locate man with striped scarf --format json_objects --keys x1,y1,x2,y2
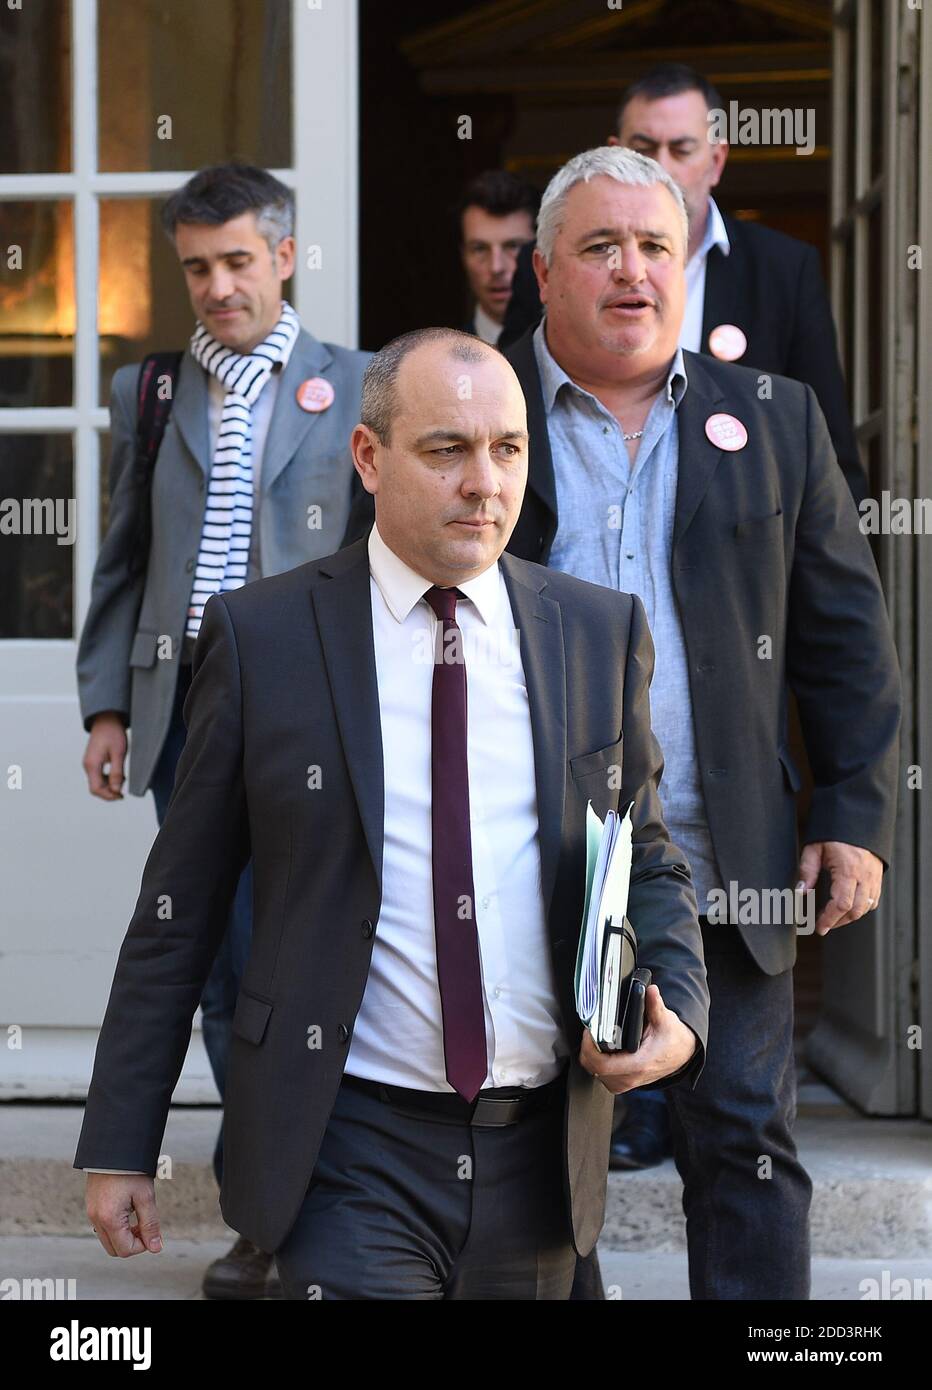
[{"x1": 77, "y1": 164, "x2": 370, "y2": 1298}]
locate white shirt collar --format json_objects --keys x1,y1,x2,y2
[
  {"x1": 367, "y1": 520, "x2": 501, "y2": 627},
  {"x1": 695, "y1": 198, "x2": 730, "y2": 261},
  {"x1": 472, "y1": 303, "x2": 502, "y2": 346}
]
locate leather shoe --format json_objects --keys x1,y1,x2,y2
[
  {"x1": 609, "y1": 1100, "x2": 673, "y2": 1171},
  {"x1": 202, "y1": 1235, "x2": 275, "y2": 1300}
]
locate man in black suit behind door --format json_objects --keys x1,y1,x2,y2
[{"x1": 77, "y1": 327, "x2": 710, "y2": 1299}]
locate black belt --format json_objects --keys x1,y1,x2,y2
[{"x1": 340, "y1": 1069, "x2": 567, "y2": 1128}]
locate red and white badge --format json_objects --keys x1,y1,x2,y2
[
  {"x1": 296, "y1": 377, "x2": 335, "y2": 413},
  {"x1": 705, "y1": 412, "x2": 748, "y2": 452},
  {"x1": 708, "y1": 323, "x2": 748, "y2": 362}
]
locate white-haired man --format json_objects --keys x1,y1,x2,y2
[{"x1": 346, "y1": 147, "x2": 901, "y2": 1301}]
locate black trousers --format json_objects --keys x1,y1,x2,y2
[{"x1": 275, "y1": 1073, "x2": 579, "y2": 1300}]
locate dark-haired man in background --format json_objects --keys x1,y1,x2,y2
[
  {"x1": 76, "y1": 162, "x2": 370, "y2": 1299},
  {"x1": 500, "y1": 62, "x2": 865, "y2": 505},
  {"x1": 458, "y1": 170, "x2": 539, "y2": 345}
]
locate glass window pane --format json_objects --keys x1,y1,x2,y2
[
  {"x1": 0, "y1": 0, "x2": 71, "y2": 173},
  {"x1": 870, "y1": 0, "x2": 885, "y2": 182},
  {"x1": 842, "y1": 231, "x2": 855, "y2": 401},
  {"x1": 99, "y1": 432, "x2": 113, "y2": 540},
  {"x1": 867, "y1": 202, "x2": 883, "y2": 413},
  {"x1": 0, "y1": 437, "x2": 74, "y2": 639},
  {"x1": 98, "y1": 199, "x2": 193, "y2": 405},
  {"x1": 0, "y1": 201, "x2": 74, "y2": 408},
  {"x1": 98, "y1": 0, "x2": 292, "y2": 172},
  {"x1": 845, "y1": 21, "x2": 858, "y2": 201}
]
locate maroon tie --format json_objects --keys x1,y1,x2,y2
[{"x1": 423, "y1": 585, "x2": 488, "y2": 1103}]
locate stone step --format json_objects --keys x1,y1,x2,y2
[
  {"x1": 2, "y1": 1086, "x2": 930, "y2": 1258},
  {"x1": 2, "y1": 1235, "x2": 929, "y2": 1301}
]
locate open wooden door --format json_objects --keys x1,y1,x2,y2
[{"x1": 806, "y1": 0, "x2": 923, "y2": 1115}]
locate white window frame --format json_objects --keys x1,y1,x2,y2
[{"x1": 0, "y1": 0, "x2": 359, "y2": 648}]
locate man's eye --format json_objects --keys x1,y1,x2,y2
[
  {"x1": 586, "y1": 243, "x2": 614, "y2": 254},
  {"x1": 643, "y1": 242, "x2": 667, "y2": 254},
  {"x1": 432, "y1": 446, "x2": 461, "y2": 458},
  {"x1": 496, "y1": 443, "x2": 520, "y2": 456}
]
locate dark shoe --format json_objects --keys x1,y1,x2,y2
[
  {"x1": 202, "y1": 1235, "x2": 274, "y2": 1300},
  {"x1": 609, "y1": 1102, "x2": 673, "y2": 1171}
]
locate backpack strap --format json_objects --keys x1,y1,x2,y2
[{"x1": 128, "y1": 351, "x2": 184, "y2": 577}]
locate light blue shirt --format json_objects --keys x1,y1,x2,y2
[{"x1": 533, "y1": 321, "x2": 722, "y2": 910}]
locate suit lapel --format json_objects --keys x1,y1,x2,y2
[
  {"x1": 311, "y1": 539, "x2": 384, "y2": 887},
  {"x1": 674, "y1": 351, "x2": 727, "y2": 547},
  {"x1": 170, "y1": 351, "x2": 210, "y2": 479},
  {"x1": 261, "y1": 329, "x2": 334, "y2": 495},
  {"x1": 701, "y1": 214, "x2": 745, "y2": 353},
  {"x1": 500, "y1": 554, "x2": 566, "y2": 917}
]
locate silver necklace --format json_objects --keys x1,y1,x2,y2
[{"x1": 622, "y1": 429, "x2": 644, "y2": 441}]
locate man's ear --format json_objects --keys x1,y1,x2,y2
[
  {"x1": 708, "y1": 141, "x2": 728, "y2": 190},
  {"x1": 351, "y1": 423, "x2": 381, "y2": 496},
  {"x1": 532, "y1": 245, "x2": 549, "y2": 303},
  {"x1": 276, "y1": 234, "x2": 296, "y2": 281}
]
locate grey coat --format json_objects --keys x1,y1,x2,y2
[{"x1": 76, "y1": 328, "x2": 371, "y2": 795}]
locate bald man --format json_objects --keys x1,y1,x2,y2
[{"x1": 76, "y1": 328, "x2": 709, "y2": 1300}]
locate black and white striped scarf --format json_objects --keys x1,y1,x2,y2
[{"x1": 185, "y1": 301, "x2": 300, "y2": 637}]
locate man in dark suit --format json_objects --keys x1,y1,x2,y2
[
  {"x1": 76, "y1": 328, "x2": 710, "y2": 1300},
  {"x1": 341, "y1": 152, "x2": 900, "y2": 1301},
  {"x1": 76, "y1": 163, "x2": 370, "y2": 1298},
  {"x1": 499, "y1": 62, "x2": 865, "y2": 506},
  {"x1": 457, "y1": 170, "x2": 539, "y2": 345}
]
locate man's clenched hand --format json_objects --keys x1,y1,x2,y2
[
  {"x1": 578, "y1": 983, "x2": 696, "y2": 1095},
  {"x1": 83, "y1": 712, "x2": 128, "y2": 800},
  {"x1": 86, "y1": 1174, "x2": 162, "y2": 1257}
]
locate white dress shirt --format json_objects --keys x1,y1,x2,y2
[
  {"x1": 679, "y1": 198, "x2": 731, "y2": 354},
  {"x1": 345, "y1": 522, "x2": 569, "y2": 1091}
]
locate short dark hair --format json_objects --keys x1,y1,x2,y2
[
  {"x1": 361, "y1": 328, "x2": 498, "y2": 445},
  {"x1": 617, "y1": 63, "x2": 724, "y2": 132},
  {"x1": 457, "y1": 169, "x2": 540, "y2": 238},
  {"x1": 160, "y1": 163, "x2": 294, "y2": 250}
]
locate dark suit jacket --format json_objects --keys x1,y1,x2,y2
[
  {"x1": 74, "y1": 539, "x2": 710, "y2": 1258},
  {"x1": 342, "y1": 344, "x2": 900, "y2": 976},
  {"x1": 498, "y1": 214, "x2": 865, "y2": 503}
]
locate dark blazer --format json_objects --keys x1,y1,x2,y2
[
  {"x1": 74, "y1": 538, "x2": 710, "y2": 1258},
  {"x1": 498, "y1": 214, "x2": 865, "y2": 503},
  {"x1": 343, "y1": 340, "x2": 900, "y2": 976}
]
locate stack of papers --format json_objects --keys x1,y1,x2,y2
[{"x1": 574, "y1": 801, "x2": 636, "y2": 1049}]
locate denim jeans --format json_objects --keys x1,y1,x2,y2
[
  {"x1": 640, "y1": 917, "x2": 812, "y2": 1299},
  {"x1": 149, "y1": 662, "x2": 254, "y2": 1189}
]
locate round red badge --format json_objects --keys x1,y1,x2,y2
[
  {"x1": 296, "y1": 377, "x2": 335, "y2": 413},
  {"x1": 705, "y1": 412, "x2": 748, "y2": 452},
  {"x1": 708, "y1": 323, "x2": 748, "y2": 362}
]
